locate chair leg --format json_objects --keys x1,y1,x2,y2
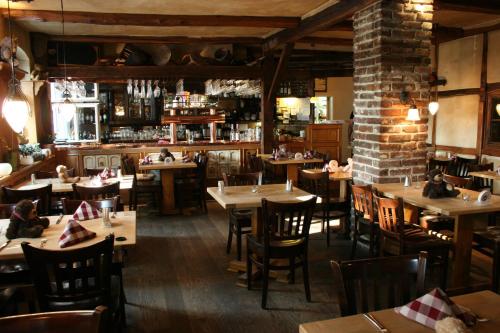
[
  {"x1": 350, "y1": 217, "x2": 358, "y2": 259},
  {"x1": 226, "y1": 224, "x2": 233, "y2": 255},
  {"x1": 326, "y1": 218, "x2": 330, "y2": 247},
  {"x1": 246, "y1": 241, "x2": 252, "y2": 291},
  {"x1": 493, "y1": 242, "x2": 500, "y2": 293},
  {"x1": 289, "y1": 256, "x2": 295, "y2": 284},
  {"x1": 261, "y1": 258, "x2": 270, "y2": 309},
  {"x1": 302, "y1": 255, "x2": 311, "y2": 302},
  {"x1": 236, "y1": 225, "x2": 242, "y2": 261}
]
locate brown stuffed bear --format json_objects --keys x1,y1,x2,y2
[
  {"x1": 56, "y1": 165, "x2": 80, "y2": 183},
  {"x1": 422, "y1": 169, "x2": 460, "y2": 199}
]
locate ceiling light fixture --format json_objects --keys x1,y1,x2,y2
[
  {"x1": 1, "y1": 0, "x2": 31, "y2": 134},
  {"x1": 57, "y1": 0, "x2": 76, "y2": 119}
]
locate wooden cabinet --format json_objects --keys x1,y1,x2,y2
[
  {"x1": 83, "y1": 155, "x2": 97, "y2": 169},
  {"x1": 306, "y1": 124, "x2": 342, "y2": 162},
  {"x1": 83, "y1": 154, "x2": 121, "y2": 170}
]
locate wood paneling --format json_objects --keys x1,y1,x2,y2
[{"x1": 306, "y1": 124, "x2": 342, "y2": 162}]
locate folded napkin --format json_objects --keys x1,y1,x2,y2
[
  {"x1": 395, "y1": 288, "x2": 476, "y2": 329},
  {"x1": 73, "y1": 201, "x2": 101, "y2": 221},
  {"x1": 59, "y1": 219, "x2": 96, "y2": 248}
]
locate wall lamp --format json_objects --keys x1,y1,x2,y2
[{"x1": 400, "y1": 90, "x2": 420, "y2": 121}]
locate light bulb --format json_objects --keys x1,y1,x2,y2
[
  {"x1": 406, "y1": 105, "x2": 420, "y2": 121},
  {"x1": 428, "y1": 101, "x2": 439, "y2": 115},
  {"x1": 2, "y1": 83, "x2": 31, "y2": 133},
  {"x1": 496, "y1": 103, "x2": 500, "y2": 116}
]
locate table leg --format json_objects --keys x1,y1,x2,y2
[
  {"x1": 287, "y1": 164, "x2": 299, "y2": 183},
  {"x1": 451, "y1": 214, "x2": 474, "y2": 287},
  {"x1": 160, "y1": 169, "x2": 176, "y2": 215}
]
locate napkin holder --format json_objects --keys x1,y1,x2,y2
[{"x1": 477, "y1": 189, "x2": 492, "y2": 203}]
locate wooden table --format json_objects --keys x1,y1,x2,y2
[
  {"x1": 138, "y1": 160, "x2": 197, "y2": 215},
  {"x1": 299, "y1": 290, "x2": 500, "y2": 333},
  {"x1": 17, "y1": 176, "x2": 134, "y2": 193},
  {"x1": 263, "y1": 158, "x2": 324, "y2": 183},
  {"x1": 469, "y1": 171, "x2": 500, "y2": 181},
  {"x1": 373, "y1": 182, "x2": 500, "y2": 287},
  {"x1": 208, "y1": 184, "x2": 314, "y2": 274},
  {"x1": 0, "y1": 211, "x2": 136, "y2": 261}
]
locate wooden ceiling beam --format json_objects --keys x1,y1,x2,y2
[
  {"x1": 267, "y1": 43, "x2": 294, "y2": 103},
  {"x1": 435, "y1": 0, "x2": 500, "y2": 15},
  {"x1": 320, "y1": 20, "x2": 353, "y2": 32},
  {"x1": 2, "y1": 9, "x2": 300, "y2": 28},
  {"x1": 263, "y1": 0, "x2": 377, "y2": 52},
  {"x1": 47, "y1": 65, "x2": 263, "y2": 80},
  {"x1": 48, "y1": 35, "x2": 263, "y2": 45},
  {"x1": 298, "y1": 37, "x2": 352, "y2": 46}
]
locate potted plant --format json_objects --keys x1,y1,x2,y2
[{"x1": 19, "y1": 143, "x2": 43, "y2": 165}]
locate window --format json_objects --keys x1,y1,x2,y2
[{"x1": 482, "y1": 89, "x2": 500, "y2": 155}]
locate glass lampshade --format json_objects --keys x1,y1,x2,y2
[
  {"x1": 58, "y1": 88, "x2": 76, "y2": 122},
  {"x1": 496, "y1": 103, "x2": 500, "y2": 116},
  {"x1": 428, "y1": 101, "x2": 439, "y2": 115},
  {"x1": 406, "y1": 105, "x2": 420, "y2": 121},
  {"x1": 1, "y1": 82, "x2": 31, "y2": 133}
]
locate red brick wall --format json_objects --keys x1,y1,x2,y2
[{"x1": 352, "y1": 0, "x2": 433, "y2": 184}]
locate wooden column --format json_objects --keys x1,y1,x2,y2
[{"x1": 260, "y1": 56, "x2": 274, "y2": 153}]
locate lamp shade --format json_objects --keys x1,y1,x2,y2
[
  {"x1": 0, "y1": 163, "x2": 12, "y2": 177},
  {"x1": 496, "y1": 103, "x2": 500, "y2": 116},
  {"x1": 406, "y1": 105, "x2": 420, "y2": 121},
  {"x1": 58, "y1": 99, "x2": 77, "y2": 122},
  {"x1": 2, "y1": 83, "x2": 30, "y2": 133},
  {"x1": 428, "y1": 101, "x2": 439, "y2": 115}
]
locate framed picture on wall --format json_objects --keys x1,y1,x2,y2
[{"x1": 314, "y1": 78, "x2": 327, "y2": 92}]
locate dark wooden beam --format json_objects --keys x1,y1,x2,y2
[
  {"x1": 433, "y1": 25, "x2": 464, "y2": 43},
  {"x1": 3, "y1": 9, "x2": 300, "y2": 28},
  {"x1": 298, "y1": 37, "x2": 352, "y2": 46},
  {"x1": 437, "y1": 88, "x2": 480, "y2": 98},
  {"x1": 260, "y1": 56, "x2": 274, "y2": 153},
  {"x1": 48, "y1": 35, "x2": 263, "y2": 45},
  {"x1": 47, "y1": 65, "x2": 262, "y2": 80},
  {"x1": 263, "y1": 0, "x2": 377, "y2": 52},
  {"x1": 267, "y1": 43, "x2": 294, "y2": 103},
  {"x1": 320, "y1": 20, "x2": 353, "y2": 32},
  {"x1": 435, "y1": 0, "x2": 500, "y2": 15}
]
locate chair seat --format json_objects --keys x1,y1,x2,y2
[{"x1": 247, "y1": 235, "x2": 305, "y2": 258}]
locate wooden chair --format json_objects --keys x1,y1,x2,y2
[
  {"x1": 122, "y1": 156, "x2": 161, "y2": 211},
  {"x1": 21, "y1": 235, "x2": 124, "y2": 329},
  {"x1": 35, "y1": 168, "x2": 76, "y2": 179},
  {"x1": 299, "y1": 169, "x2": 348, "y2": 246},
  {"x1": 375, "y1": 195, "x2": 450, "y2": 289},
  {"x1": 247, "y1": 196, "x2": 317, "y2": 309},
  {"x1": 0, "y1": 306, "x2": 108, "y2": 333},
  {"x1": 469, "y1": 163, "x2": 494, "y2": 191},
  {"x1": 331, "y1": 252, "x2": 428, "y2": 316},
  {"x1": 2, "y1": 184, "x2": 52, "y2": 216},
  {"x1": 0, "y1": 203, "x2": 16, "y2": 219},
  {"x1": 448, "y1": 156, "x2": 478, "y2": 177},
  {"x1": 350, "y1": 184, "x2": 379, "y2": 258},
  {"x1": 72, "y1": 182, "x2": 120, "y2": 200},
  {"x1": 427, "y1": 158, "x2": 450, "y2": 174},
  {"x1": 247, "y1": 153, "x2": 263, "y2": 173},
  {"x1": 443, "y1": 173, "x2": 472, "y2": 189},
  {"x1": 84, "y1": 168, "x2": 106, "y2": 177},
  {"x1": 222, "y1": 172, "x2": 260, "y2": 260},
  {"x1": 61, "y1": 197, "x2": 120, "y2": 215},
  {"x1": 472, "y1": 227, "x2": 500, "y2": 293},
  {"x1": 174, "y1": 153, "x2": 208, "y2": 214}
]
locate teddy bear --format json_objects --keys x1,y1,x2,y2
[
  {"x1": 56, "y1": 165, "x2": 80, "y2": 183},
  {"x1": 422, "y1": 169, "x2": 460, "y2": 199}
]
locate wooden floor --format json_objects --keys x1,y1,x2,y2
[{"x1": 122, "y1": 202, "x2": 493, "y2": 333}]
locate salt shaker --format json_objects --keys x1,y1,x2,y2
[
  {"x1": 218, "y1": 180, "x2": 225, "y2": 193},
  {"x1": 31, "y1": 173, "x2": 36, "y2": 185}
]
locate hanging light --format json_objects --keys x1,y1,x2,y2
[
  {"x1": 57, "y1": 0, "x2": 76, "y2": 120},
  {"x1": 1, "y1": 0, "x2": 31, "y2": 134},
  {"x1": 407, "y1": 104, "x2": 421, "y2": 121},
  {"x1": 428, "y1": 101, "x2": 439, "y2": 115}
]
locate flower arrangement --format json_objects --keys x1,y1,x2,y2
[{"x1": 19, "y1": 143, "x2": 41, "y2": 157}]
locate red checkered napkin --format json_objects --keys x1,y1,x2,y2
[
  {"x1": 73, "y1": 201, "x2": 101, "y2": 221},
  {"x1": 395, "y1": 288, "x2": 476, "y2": 329},
  {"x1": 58, "y1": 219, "x2": 97, "y2": 248}
]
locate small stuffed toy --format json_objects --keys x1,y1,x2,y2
[
  {"x1": 6, "y1": 200, "x2": 49, "y2": 239},
  {"x1": 158, "y1": 148, "x2": 175, "y2": 162},
  {"x1": 342, "y1": 158, "x2": 354, "y2": 173},
  {"x1": 56, "y1": 165, "x2": 80, "y2": 183},
  {"x1": 423, "y1": 169, "x2": 460, "y2": 199},
  {"x1": 328, "y1": 160, "x2": 339, "y2": 173}
]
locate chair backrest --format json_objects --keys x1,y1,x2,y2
[
  {"x1": 84, "y1": 168, "x2": 105, "y2": 177},
  {"x1": 299, "y1": 170, "x2": 330, "y2": 204},
  {"x1": 61, "y1": 197, "x2": 120, "y2": 215},
  {"x1": 2, "y1": 184, "x2": 52, "y2": 216},
  {"x1": 469, "y1": 163, "x2": 494, "y2": 191},
  {"x1": 121, "y1": 156, "x2": 136, "y2": 175},
  {"x1": 72, "y1": 182, "x2": 120, "y2": 200},
  {"x1": 261, "y1": 196, "x2": 316, "y2": 246},
  {"x1": 351, "y1": 184, "x2": 375, "y2": 223},
  {"x1": 21, "y1": 235, "x2": 114, "y2": 312},
  {"x1": 247, "y1": 153, "x2": 263, "y2": 172},
  {"x1": 222, "y1": 172, "x2": 260, "y2": 186},
  {"x1": 427, "y1": 158, "x2": 450, "y2": 175},
  {"x1": 443, "y1": 174, "x2": 472, "y2": 189},
  {"x1": 0, "y1": 306, "x2": 107, "y2": 333},
  {"x1": 449, "y1": 156, "x2": 478, "y2": 177},
  {"x1": 331, "y1": 252, "x2": 428, "y2": 316},
  {"x1": 0, "y1": 203, "x2": 17, "y2": 219},
  {"x1": 374, "y1": 194, "x2": 404, "y2": 236},
  {"x1": 36, "y1": 168, "x2": 75, "y2": 179},
  {"x1": 195, "y1": 153, "x2": 208, "y2": 182}
]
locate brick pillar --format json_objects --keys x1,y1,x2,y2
[{"x1": 352, "y1": 0, "x2": 433, "y2": 184}]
